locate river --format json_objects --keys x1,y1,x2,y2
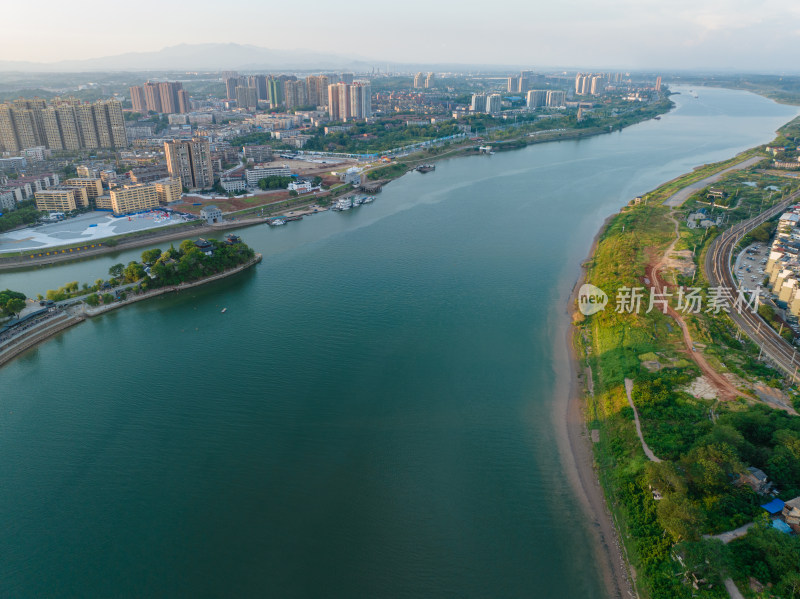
[{"x1": 1, "y1": 87, "x2": 796, "y2": 598}]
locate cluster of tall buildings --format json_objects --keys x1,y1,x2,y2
[
  {"x1": 574, "y1": 73, "x2": 608, "y2": 96},
  {"x1": 507, "y1": 71, "x2": 539, "y2": 94},
  {"x1": 221, "y1": 72, "x2": 372, "y2": 118},
  {"x1": 526, "y1": 89, "x2": 565, "y2": 109},
  {"x1": 0, "y1": 98, "x2": 127, "y2": 153},
  {"x1": 470, "y1": 93, "x2": 502, "y2": 114},
  {"x1": 413, "y1": 72, "x2": 436, "y2": 89},
  {"x1": 223, "y1": 73, "x2": 347, "y2": 111},
  {"x1": 327, "y1": 81, "x2": 372, "y2": 121},
  {"x1": 129, "y1": 82, "x2": 189, "y2": 115}
]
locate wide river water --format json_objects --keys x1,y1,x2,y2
[{"x1": 1, "y1": 87, "x2": 797, "y2": 598}]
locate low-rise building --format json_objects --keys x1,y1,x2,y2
[
  {"x1": 288, "y1": 180, "x2": 312, "y2": 193},
  {"x1": 200, "y1": 205, "x2": 222, "y2": 224},
  {"x1": 0, "y1": 189, "x2": 19, "y2": 212},
  {"x1": 34, "y1": 186, "x2": 89, "y2": 212},
  {"x1": 782, "y1": 496, "x2": 800, "y2": 533},
  {"x1": 155, "y1": 178, "x2": 183, "y2": 204},
  {"x1": 220, "y1": 176, "x2": 247, "y2": 193},
  {"x1": 65, "y1": 178, "x2": 104, "y2": 200},
  {"x1": 245, "y1": 166, "x2": 292, "y2": 187},
  {"x1": 107, "y1": 184, "x2": 160, "y2": 215}
]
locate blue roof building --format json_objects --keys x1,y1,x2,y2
[{"x1": 761, "y1": 498, "x2": 785, "y2": 514}]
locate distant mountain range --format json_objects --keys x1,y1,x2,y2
[{"x1": 0, "y1": 43, "x2": 378, "y2": 73}]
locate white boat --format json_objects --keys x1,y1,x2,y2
[
  {"x1": 362, "y1": 196, "x2": 374, "y2": 204},
  {"x1": 332, "y1": 198, "x2": 353, "y2": 211},
  {"x1": 268, "y1": 218, "x2": 286, "y2": 226},
  {"x1": 352, "y1": 196, "x2": 363, "y2": 206},
  {"x1": 221, "y1": 308, "x2": 227, "y2": 313}
]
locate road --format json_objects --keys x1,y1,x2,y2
[
  {"x1": 704, "y1": 191, "x2": 800, "y2": 382},
  {"x1": 663, "y1": 157, "x2": 764, "y2": 207}
]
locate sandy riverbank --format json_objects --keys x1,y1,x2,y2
[{"x1": 551, "y1": 214, "x2": 634, "y2": 599}]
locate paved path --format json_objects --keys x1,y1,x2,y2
[
  {"x1": 663, "y1": 157, "x2": 763, "y2": 207},
  {"x1": 624, "y1": 378, "x2": 662, "y2": 462},
  {"x1": 703, "y1": 522, "x2": 754, "y2": 544},
  {"x1": 724, "y1": 578, "x2": 745, "y2": 599}
]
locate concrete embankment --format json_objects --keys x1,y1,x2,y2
[
  {"x1": 0, "y1": 312, "x2": 86, "y2": 368},
  {"x1": 82, "y1": 254, "x2": 263, "y2": 318}
]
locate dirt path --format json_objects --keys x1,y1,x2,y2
[
  {"x1": 624, "y1": 378, "x2": 662, "y2": 462},
  {"x1": 647, "y1": 213, "x2": 740, "y2": 401}
]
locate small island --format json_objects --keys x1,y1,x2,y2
[{"x1": 0, "y1": 234, "x2": 261, "y2": 367}]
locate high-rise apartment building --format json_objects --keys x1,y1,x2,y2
[
  {"x1": 349, "y1": 81, "x2": 371, "y2": 119},
  {"x1": 328, "y1": 83, "x2": 350, "y2": 121},
  {"x1": 508, "y1": 77, "x2": 519, "y2": 93},
  {"x1": 129, "y1": 82, "x2": 186, "y2": 114},
  {"x1": 526, "y1": 90, "x2": 547, "y2": 109},
  {"x1": 485, "y1": 94, "x2": 501, "y2": 114},
  {"x1": 236, "y1": 86, "x2": 258, "y2": 111},
  {"x1": 164, "y1": 139, "x2": 214, "y2": 191},
  {"x1": 267, "y1": 77, "x2": 283, "y2": 107},
  {"x1": 518, "y1": 70, "x2": 534, "y2": 93},
  {"x1": 655, "y1": 76, "x2": 662, "y2": 92},
  {"x1": 224, "y1": 76, "x2": 246, "y2": 100},
  {"x1": 413, "y1": 72, "x2": 425, "y2": 88},
  {"x1": 546, "y1": 90, "x2": 565, "y2": 107},
  {"x1": 143, "y1": 82, "x2": 162, "y2": 113},
  {"x1": 177, "y1": 89, "x2": 190, "y2": 113},
  {"x1": 470, "y1": 94, "x2": 487, "y2": 113},
  {"x1": 285, "y1": 80, "x2": 308, "y2": 109},
  {"x1": 130, "y1": 86, "x2": 146, "y2": 112},
  {"x1": 159, "y1": 82, "x2": 183, "y2": 114},
  {"x1": 305, "y1": 76, "x2": 319, "y2": 106},
  {"x1": 249, "y1": 75, "x2": 269, "y2": 102},
  {"x1": 328, "y1": 82, "x2": 371, "y2": 121},
  {"x1": 316, "y1": 75, "x2": 330, "y2": 106},
  {"x1": 424, "y1": 72, "x2": 435, "y2": 88},
  {"x1": 0, "y1": 98, "x2": 126, "y2": 153}
]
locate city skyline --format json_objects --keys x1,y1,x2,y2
[{"x1": 3, "y1": 0, "x2": 800, "y2": 71}]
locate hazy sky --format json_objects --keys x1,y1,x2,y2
[{"x1": 5, "y1": 0, "x2": 800, "y2": 70}]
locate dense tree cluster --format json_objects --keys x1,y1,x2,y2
[
  {"x1": 627, "y1": 373, "x2": 800, "y2": 596},
  {"x1": 0, "y1": 200, "x2": 44, "y2": 233},
  {"x1": 146, "y1": 238, "x2": 255, "y2": 287},
  {"x1": 257, "y1": 176, "x2": 293, "y2": 190},
  {"x1": 0, "y1": 289, "x2": 26, "y2": 318}
]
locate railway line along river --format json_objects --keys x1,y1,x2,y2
[{"x1": 1, "y1": 87, "x2": 797, "y2": 598}]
